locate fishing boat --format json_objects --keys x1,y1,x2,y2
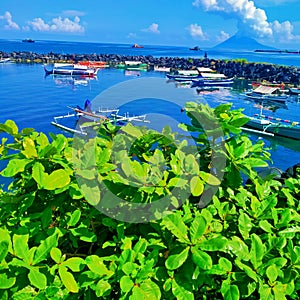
[
  {"x1": 251, "y1": 81, "x2": 285, "y2": 90},
  {"x1": 244, "y1": 85, "x2": 288, "y2": 103},
  {"x1": 288, "y1": 87, "x2": 300, "y2": 95},
  {"x1": 51, "y1": 100, "x2": 150, "y2": 135},
  {"x1": 132, "y1": 43, "x2": 144, "y2": 48},
  {"x1": 115, "y1": 60, "x2": 148, "y2": 70},
  {"x1": 76, "y1": 61, "x2": 108, "y2": 68},
  {"x1": 44, "y1": 63, "x2": 98, "y2": 77},
  {"x1": 0, "y1": 58, "x2": 10, "y2": 63},
  {"x1": 241, "y1": 113, "x2": 300, "y2": 140},
  {"x1": 167, "y1": 67, "x2": 234, "y2": 87},
  {"x1": 189, "y1": 46, "x2": 201, "y2": 51}
]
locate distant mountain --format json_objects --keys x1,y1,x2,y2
[{"x1": 212, "y1": 35, "x2": 277, "y2": 51}]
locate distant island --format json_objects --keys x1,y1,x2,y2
[
  {"x1": 212, "y1": 34, "x2": 277, "y2": 51},
  {"x1": 255, "y1": 49, "x2": 300, "y2": 54}
]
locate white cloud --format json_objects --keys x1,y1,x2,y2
[
  {"x1": 216, "y1": 30, "x2": 230, "y2": 41},
  {"x1": 0, "y1": 11, "x2": 20, "y2": 30},
  {"x1": 192, "y1": 0, "x2": 300, "y2": 44},
  {"x1": 62, "y1": 10, "x2": 86, "y2": 17},
  {"x1": 142, "y1": 23, "x2": 160, "y2": 34},
  {"x1": 189, "y1": 23, "x2": 208, "y2": 40},
  {"x1": 28, "y1": 16, "x2": 85, "y2": 33},
  {"x1": 127, "y1": 32, "x2": 137, "y2": 38}
]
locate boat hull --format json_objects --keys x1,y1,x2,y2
[{"x1": 244, "y1": 118, "x2": 300, "y2": 140}]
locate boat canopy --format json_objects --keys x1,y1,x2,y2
[
  {"x1": 253, "y1": 85, "x2": 279, "y2": 94},
  {"x1": 124, "y1": 60, "x2": 143, "y2": 65},
  {"x1": 199, "y1": 72, "x2": 227, "y2": 78},
  {"x1": 197, "y1": 67, "x2": 214, "y2": 73},
  {"x1": 176, "y1": 70, "x2": 199, "y2": 75}
]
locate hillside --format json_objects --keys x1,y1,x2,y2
[{"x1": 212, "y1": 35, "x2": 277, "y2": 51}]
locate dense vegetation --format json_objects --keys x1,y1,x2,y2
[{"x1": 0, "y1": 102, "x2": 299, "y2": 299}]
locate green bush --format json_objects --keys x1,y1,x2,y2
[{"x1": 0, "y1": 103, "x2": 299, "y2": 299}]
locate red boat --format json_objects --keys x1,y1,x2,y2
[{"x1": 77, "y1": 61, "x2": 107, "y2": 68}]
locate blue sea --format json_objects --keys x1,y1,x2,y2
[{"x1": 0, "y1": 39, "x2": 300, "y2": 173}]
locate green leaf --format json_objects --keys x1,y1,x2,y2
[
  {"x1": 258, "y1": 284, "x2": 273, "y2": 300},
  {"x1": 43, "y1": 169, "x2": 71, "y2": 190},
  {"x1": 162, "y1": 213, "x2": 190, "y2": 244},
  {"x1": 250, "y1": 234, "x2": 265, "y2": 269},
  {"x1": 199, "y1": 171, "x2": 221, "y2": 185},
  {"x1": 63, "y1": 257, "x2": 85, "y2": 272},
  {"x1": 0, "y1": 240, "x2": 9, "y2": 262},
  {"x1": 67, "y1": 209, "x2": 81, "y2": 227},
  {"x1": 1, "y1": 159, "x2": 29, "y2": 177},
  {"x1": 0, "y1": 272, "x2": 16, "y2": 289},
  {"x1": 28, "y1": 267, "x2": 47, "y2": 290},
  {"x1": 58, "y1": 265, "x2": 79, "y2": 293},
  {"x1": 165, "y1": 247, "x2": 189, "y2": 270},
  {"x1": 22, "y1": 137, "x2": 37, "y2": 158},
  {"x1": 50, "y1": 247, "x2": 62, "y2": 264},
  {"x1": 120, "y1": 275, "x2": 134, "y2": 293},
  {"x1": 191, "y1": 247, "x2": 212, "y2": 270},
  {"x1": 86, "y1": 255, "x2": 114, "y2": 277},
  {"x1": 199, "y1": 236, "x2": 227, "y2": 251},
  {"x1": 32, "y1": 162, "x2": 45, "y2": 186},
  {"x1": 190, "y1": 176, "x2": 204, "y2": 196},
  {"x1": 266, "y1": 265, "x2": 278, "y2": 283},
  {"x1": 238, "y1": 211, "x2": 253, "y2": 239},
  {"x1": 172, "y1": 279, "x2": 194, "y2": 300},
  {"x1": 221, "y1": 283, "x2": 240, "y2": 300},
  {"x1": 132, "y1": 280, "x2": 162, "y2": 300},
  {"x1": 95, "y1": 279, "x2": 111, "y2": 297},
  {"x1": 33, "y1": 233, "x2": 58, "y2": 265},
  {"x1": 190, "y1": 215, "x2": 206, "y2": 244},
  {"x1": 13, "y1": 234, "x2": 30, "y2": 262},
  {"x1": 122, "y1": 262, "x2": 139, "y2": 276}
]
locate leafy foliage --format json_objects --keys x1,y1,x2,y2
[{"x1": 0, "y1": 103, "x2": 299, "y2": 299}]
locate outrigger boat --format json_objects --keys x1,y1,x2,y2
[
  {"x1": 51, "y1": 100, "x2": 150, "y2": 135},
  {"x1": 241, "y1": 109, "x2": 300, "y2": 140}
]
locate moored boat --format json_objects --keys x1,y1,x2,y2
[
  {"x1": 132, "y1": 43, "x2": 144, "y2": 48},
  {"x1": 244, "y1": 85, "x2": 288, "y2": 103},
  {"x1": 44, "y1": 63, "x2": 98, "y2": 77},
  {"x1": 0, "y1": 58, "x2": 10, "y2": 63},
  {"x1": 242, "y1": 114, "x2": 300, "y2": 140},
  {"x1": 76, "y1": 61, "x2": 108, "y2": 68}
]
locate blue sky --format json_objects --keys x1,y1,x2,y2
[{"x1": 1, "y1": 0, "x2": 300, "y2": 48}]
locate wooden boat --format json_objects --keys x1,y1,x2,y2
[
  {"x1": 76, "y1": 61, "x2": 108, "y2": 68},
  {"x1": 0, "y1": 58, "x2": 10, "y2": 63},
  {"x1": 167, "y1": 67, "x2": 234, "y2": 86},
  {"x1": 244, "y1": 85, "x2": 288, "y2": 103},
  {"x1": 189, "y1": 46, "x2": 201, "y2": 51},
  {"x1": 242, "y1": 114, "x2": 300, "y2": 140},
  {"x1": 251, "y1": 81, "x2": 285, "y2": 90},
  {"x1": 44, "y1": 63, "x2": 98, "y2": 77},
  {"x1": 51, "y1": 100, "x2": 150, "y2": 135},
  {"x1": 115, "y1": 60, "x2": 148, "y2": 70},
  {"x1": 289, "y1": 87, "x2": 300, "y2": 95}
]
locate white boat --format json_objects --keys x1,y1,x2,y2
[
  {"x1": 244, "y1": 85, "x2": 288, "y2": 103},
  {"x1": 51, "y1": 100, "x2": 150, "y2": 135},
  {"x1": 0, "y1": 58, "x2": 10, "y2": 63},
  {"x1": 167, "y1": 67, "x2": 234, "y2": 87},
  {"x1": 44, "y1": 63, "x2": 99, "y2": 77}
]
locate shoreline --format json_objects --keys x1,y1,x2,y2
[{"x1": 1, "y1": 50, "x2": 300, "y2": 85}]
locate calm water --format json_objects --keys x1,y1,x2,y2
[{"x1": 0, "y1": 39, "x2": 300, "y2": 173}]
